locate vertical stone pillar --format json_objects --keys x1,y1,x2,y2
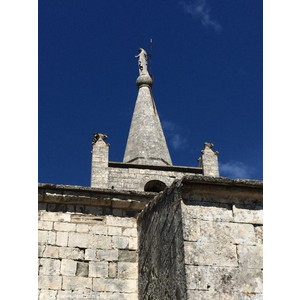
[
  {"x1": 90, "y1": 133, "x2": 109, "y2": 188},
  {"x1": 199, "y1": 142, "x2": 220, "y2": 177}
]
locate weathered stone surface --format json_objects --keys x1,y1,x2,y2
[
  {"x1": 106, "y1": 216, "x2": 135, "y2": 228},
  {"x1": 90, "y1": 224, "x2": 107, "y2": 235},
  {"x1": 254, "y1": 226, "x2": 263, "y2": 244},
  {"x1": 68, "y1": 232, "x2": 93, "y2": 248},
  {"x1": 62, "y1": 276, "x2": 93, "y2": 290},
  {"x1": 38, "y1": 221, "x2": 53, "y2": 231},
  {"x1": 38, "y1": 275, "x2": 62, "y2": 290},
  {"x1": 183, "y1": 219, "x2": 256, "y2": 245},
  {"x1": 118, "y1": 262, "x2": 138, "y2": 279},
  {"x1": 185, "y1": 266, "x2": 262, "y2": 294},
  {"x1": 58, "y1": 247, "x2": 84, "y2": 260},
  {"x1": 76, "y1": 223, "x2": 89, "y2": 232},
  {"x1": 112, "y1": 236, "x2": 129, "y2": 249},
  {"x1": 85, "y1": 249, "x2": 96, "y2": 261},
  {"x1": 118, "y1": 250, "x2": 138, "y2": 262},
  {"x1": 184, "y1": 241, "x2": 238, "y2": 267},
  {"x1": 93, "y1": 278, "x2": 137, "y2": 293},
  {"x1": 108, "y1": 262, "x2": 117, "y2": 278},
  {"x1": 56, "y1": 231, "x2": 68, "y2": 247},
  {"x1": 39, "y1": 258, "x2": 60, "y2": 275},
  {"x1": 108, "y1": 226, "x2": 122, "y2": 236},
  {"x1": 39, "y1": 289, "x2": 58, "y2": 299},
  {"x1": 233, "y1": 205, "x2": 263, "y2": 224},
  {"x1": 54, "y1": 222, "x2": 76, "y2": 232},
  {"x1": 76, "y1": 262, "x2": 89, "y2": 277},
  {"x1": 40, "y1": 211, "x2": 71, "y2": 222},
  {"x1": 89, "y1": 261, "x2": 108, "y2": 278},
  {"x1": 93, "y1": 235, "x2": 112, "y2": 249},
  {"x1": 97, "y1": 250, "x2": 118, "y2": 261},
  {"x1": 43, "y1": 246, "x2": 60, "y2": 258},
  {"x1": 38, "y1": 231, "x2": 49, "y2": 245},
  {"x1": 61, "y1": 259, "x2": 77, "y2": 276},
  {"x1": 182, "y1": 202, "x2": 233, "y2": 222},
  {"x1": 237, "y1": 245, "x2": 263, "y2": 269}
]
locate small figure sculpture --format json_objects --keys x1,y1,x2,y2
[
  {"x1": 135, "y1": 48, "x2": 149, "y2": 76},
  {"x1": 92, "y1": 133, "x2": 108, "y2": 145}
]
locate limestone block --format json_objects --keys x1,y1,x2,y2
[
  {"x1": 97, "y1": 293, "x2": 138, "y2": 300},
  {"x1": 90, "y1": 224, "x2": 107, "y2": 235},
  {"x1": 92, "y1": 278, "x2": 137, "y2": 293},
  {"x1": 39, "y1": 258, "x2": 61, "y2": 275},
  {"x1": 233, "y1": 205, "x2": 263, "y2": 225},
  {"x1": 89, "y1": 261, "x2": 108, "y2": 278},
  {"x1": 184, "y1": 220, "x2": 256, "y2": 245},
  {"x1": 108, "y1": 262, "x2": 117, "y2": 278},
  {"x1": 106, "y1": 216, "x2": 135, "y2": 228},
  {"x1": 38, "y1": 245, "x2": 45, "y2": 258},
  {"x1": 184, "y1": 241, "x2": 238, "y2": 267},
  {"x1": 62, "y1": 276, "x2": 92, "y2": 290},
  {"x1": 54, "y1": 222, "x2": 76, "y2": 232},
  {"x1": 97, "y1": 250, "x2": 118, "y2": 261},
  {"x1": 85, "y1": 249, "x2": 97, "y2": 261},
  {"x1": 76, "y1": 262, "x2": 89, "y2": 277},
  {"x1": 58, "y1": 247, "x2": 84, "y2": 260},
  {"x1": 39, "y1": 289, "x2": 57, "y2": 299},
  {"x1": 122, "y1": 228, "x2": 137, "y2": 237},
  {"x1": 68, "y1": 232, "x2": 93, "y2": 248},
  {"x1": 108, "y1": 226, "x2": 122, "y2": 236},
  {"x1": 93, "y1": 235, "x2": 112, "y2": 249},
  {"x1": 187, "y1": 290, "x2": 252, "y2": 300},
  {"x1": 185, "y1": 266, "x2": 262, "y2": 294},
  {"x1": 57, "y1": 290, "x2": 72, "y2": 299},
  {"x1": 118, "y1": 250, "x2": 138, "y2": 262},
  {"x1": 40, "y1": 211, "x2": 71, "y2": 222},
  {"x1": 76, "y1": 224, "x2": 89, "y2": 233},
  {"x1": 182, "y1": 202, "x2": 233, "y2": 222},
  {"x1": 128, "y1": 237, "x2": 138, "y2": 250},
  {"x1": 112, "y1": 236, "x2": 129, "y2": 249},
  {"x1": 237, "y1": 245, "x2": 263, "y2": 269},
  {"x1": 56, "y1": 231, "x2": 68, "y2": 247},
  {"x1": 48, "y1": 231, "x2": 56, "y2": 245},
  {"x1": 118, "y1": 262, "x2": 138, "y2": 279},
  {"x1": 38, "y1": 221, "x2": 53, "y2": 231},
  {"x1": 38, "y1": 275, "x2": 62, "y2": 290},
  {"x1": 255, "y1": 226, "x2": 263, "y2": 244},
  {"x1": 38, "y1": 230, "x2": 48, "y2": 245},
  {"x1": 61, "y1": 259, "x2": 77, "y2": 276},
  {"x1": 43, "y1": 246, "x2": 60, "y2": 258}
]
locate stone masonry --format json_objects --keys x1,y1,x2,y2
[
  {"x1": 38, "y1": 184, "x2": 155, "y2": 300},
  {"x1": 137, "y1": 176, "x2": 263, "y2": 300}
]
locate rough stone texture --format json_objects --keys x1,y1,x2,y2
[
  {"x1": 39, "y1": 176, "x2": 262, "y2": 300},
  {"x1": 137, "y1": 176, "x2": 263, "y2": 300},
  {"x1": 123, "y1": 84, "x2": 172, "y2": 166},
  {"x1": 199, "y1": 142, "x2": 220, "y2": 177},
  {"x1": 38, "y1": 186, "x2": 141, "y2": 299},
  {"x1": 91, "y1": 134, "x2": 110, "y2": 188}
]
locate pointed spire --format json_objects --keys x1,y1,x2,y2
[{"x1": 123, "y1": 48, "x2": 172, "y2": 166}]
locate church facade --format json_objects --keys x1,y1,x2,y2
[{"x1": 38, "y1": 49, "x2": 263, "y2": 299}]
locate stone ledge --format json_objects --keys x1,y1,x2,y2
[{"x1": 38, "y1": 183, "x2": 156, "y2": 211}]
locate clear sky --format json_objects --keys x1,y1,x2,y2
[{"x1": 38, "y1": 0, "x2": 263, "y2": 186}]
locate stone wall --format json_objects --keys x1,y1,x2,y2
[
  {"x1": 137, "y1": 180, "x2": 187, "y2": 300},
  {"x1": 107, "y1": 163, "x2": 203, "y2": 192},
  {"x1": 38, "y1": 184, "x2": 154, "y2": 300},
  {"x1": 137, "y1": 176, "x2": 263, "y2": 300}
]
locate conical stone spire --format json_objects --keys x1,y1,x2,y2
[{"x1": 123, "y1": 48, "x2": 172, "y2": 166}]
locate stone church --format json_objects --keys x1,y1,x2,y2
[{"x1": 38, "y1": 48, "x2": 263, "y2": 300}]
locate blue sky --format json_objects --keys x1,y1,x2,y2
[{"x1": 38, "y1": 0, "x2": 263, "y2": 186}]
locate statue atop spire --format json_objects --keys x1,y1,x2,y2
[{"x1": 135, "y1": 48, "x2": 149, "y2": 76}]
